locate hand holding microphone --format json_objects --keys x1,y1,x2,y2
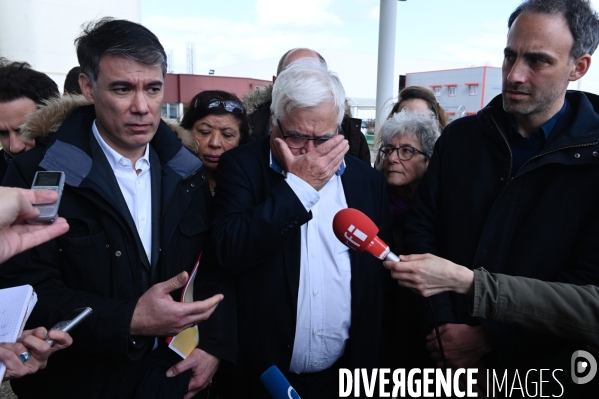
[
  {"x1": 332, "y1": 208, "x2": 399, "y2": 261},
  {"x1": 333, "y1": 208, "x2": 450, "y2": 369},
  {"x1": 386, "y1": 253, "x2": 474, "y2": 297},
  {"x1": 332, "y1": 208, "x2": 474, "y2": 297}
]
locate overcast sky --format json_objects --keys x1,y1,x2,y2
[{"x1": 142, "y1": 0, "x2": 599, "y2": 98}]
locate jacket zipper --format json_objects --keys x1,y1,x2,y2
[
  {"x1": 490, "y1": 113, "x2": 598, "y2": 179},
  {"x1": 490, "y1": 115, "x2": 513, "y2": 180}
]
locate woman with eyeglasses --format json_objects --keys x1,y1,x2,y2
[
  {"x1": 379, "y1": 110, "x2": 440, "y2": 373},
  {"x1": 377, "y1": 109, "x2": 440, "y2": 248},
  {"x1": 374, "y1": 86, "x2": 448, "y2": 169},
  {"x1": 180, "y1": 90, "x2": 249, "y2": 195}
]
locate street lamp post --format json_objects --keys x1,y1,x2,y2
[{"x1": 375, "y1": 0, "x2": 405, "y2": 132}]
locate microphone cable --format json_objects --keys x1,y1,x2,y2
[{"x1": 428, "y1": 298, "x2": 448, "y2": 370}]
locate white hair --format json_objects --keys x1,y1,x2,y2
[
  {"x1": 271, "y1": 57, "x2": 345, "y2": 124},
  {"x1": 380, "y1": 109, "x2": 440, "y2": 159}
]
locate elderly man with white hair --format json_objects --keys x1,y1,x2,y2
[{"x1": 212, "y1": 58, "x2": 394, "y2": 398}]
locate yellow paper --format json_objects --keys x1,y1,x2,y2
[{"x1": 168, "y1": 325, "x2": 199, "y2": 358}]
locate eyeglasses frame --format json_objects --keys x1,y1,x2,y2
[
  {"x1": 276, "y1": 119, "x2": 339, "y2": 149},
  {"x1": 379, "y1": 144, "x2": 427, "y2": 161}
]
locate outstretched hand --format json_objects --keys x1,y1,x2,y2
[
  {"x1": 383, "y1": 253, "x2": 474, "y2": 297},
  {"x1": 130, "y1": 271, "x2": 223, "y2": 336},
  {"x1": 0, "y1": 187, "x2": 69, "y2": 264}
]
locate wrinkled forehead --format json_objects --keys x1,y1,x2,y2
[
  {"x1": 282, "y1": 100, "x2": 338, "y2": 121},
  {"x1": 384, "y1": 129, "x2": 420, "y2": 145},
  {"x1": 506, "y1": 11, "x2": 574, "y2": 52},
  {"x1": 96, "y1": 54, "x2": 165, "y2": 82},
  {"x1": 280, "y1": 100, "x2": 341, "y2": 125}
]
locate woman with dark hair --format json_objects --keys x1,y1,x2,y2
[
  {"x1": 180, "y1": 90, "x2": 249, "y2": 195},
  {"x1": 387, "y1": 86, "x2": 448, "y2": 130}
]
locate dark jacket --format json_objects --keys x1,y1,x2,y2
[
  {"x1": 243, "y1": 85, "x2": 372, "y2": 164},
  {"x1": 0, "y1": 148, "x2": 9, "y2": 183},
  {"x1": 404, "y1": 91, "x2": 599, "y2": 370},
  {"x1": 0, "y1": 97, "x2": 236, "y2": 398},
  {"x1": 211, "y1": 136, "x2": 394, "y2": 396}
]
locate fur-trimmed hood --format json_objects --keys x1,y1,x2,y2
[
  {"x1": 166, "y1": 121, "x2": 198, "y2": 154},
  {"x1": 242, "y1": 83, "x2": 353, "y2": 118},
  {"x1": 21, "y1": 95, "x2": 91, "y2": 141},
  {"x1": 242, "y1": 84, "x2": 272, "y2": 116},
  {"x1": 20, "y1": 95, "x2": 198, "y2": 154}
]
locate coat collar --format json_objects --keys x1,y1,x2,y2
[
  {"x1": 476, "y1": 92, "x2": 599, "y2": 178},
  {"x1": 38, "y1": 104, "x2": 202, "y2": 188},
  {"x1": 482, "y1": 91, "x2": 599, "y2": 150}
]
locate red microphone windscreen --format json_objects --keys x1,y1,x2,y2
[{"x1": 332, "y1": 208, "x2": 379, "y2": 253}]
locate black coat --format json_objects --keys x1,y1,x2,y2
[
  {"x1": 211, "y1": 136, "x2": 394, "y2": 396},
  {"x1": 0, "y1": 105, "x2": 236, "y2": 398},
  {"x1": 0, "y1": 148, "x2": 10, "y2": 183},
  {"x1": 404, "y1": 91, "x2": 599, "y2": 370}
]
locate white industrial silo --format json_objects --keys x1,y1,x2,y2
[{"x1": 0, "y1": 0, "x2": 141, "y2": 89}]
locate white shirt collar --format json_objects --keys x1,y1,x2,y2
[{"x1": 92, "y1": 120, "x2": 150, "y2": 171}]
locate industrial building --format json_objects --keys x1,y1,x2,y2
[
  {"x1": 405, "y1": 66, "x2": 502, "y2": 120},
  {"x1": 162, "y1": 74, "x2": 270, "y2": 119}
]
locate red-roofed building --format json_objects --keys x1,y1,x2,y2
[{"x1": 162, "y1": 73, "x2": 271, "y2": 119}]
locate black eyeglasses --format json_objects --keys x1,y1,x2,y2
[
  {"x1": 379, "y1": 145, "x2": 427, "y2": 161},
  {"x1": 194, "y1": 99, "x2": 245, "y2": 113},
  {"x1": 276, "y1": 119, "x2": 338, "y2": 149}
]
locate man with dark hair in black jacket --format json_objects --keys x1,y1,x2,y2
[
  {"x1": 0, "y1": 18, "x2": 235, "y2": 399},
  {"x1": 401, "y1": 0, "x2": 599, "y2": 395},
  {"x1": 0, "y1": 58, "x2": 60, "y2": 182}
]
